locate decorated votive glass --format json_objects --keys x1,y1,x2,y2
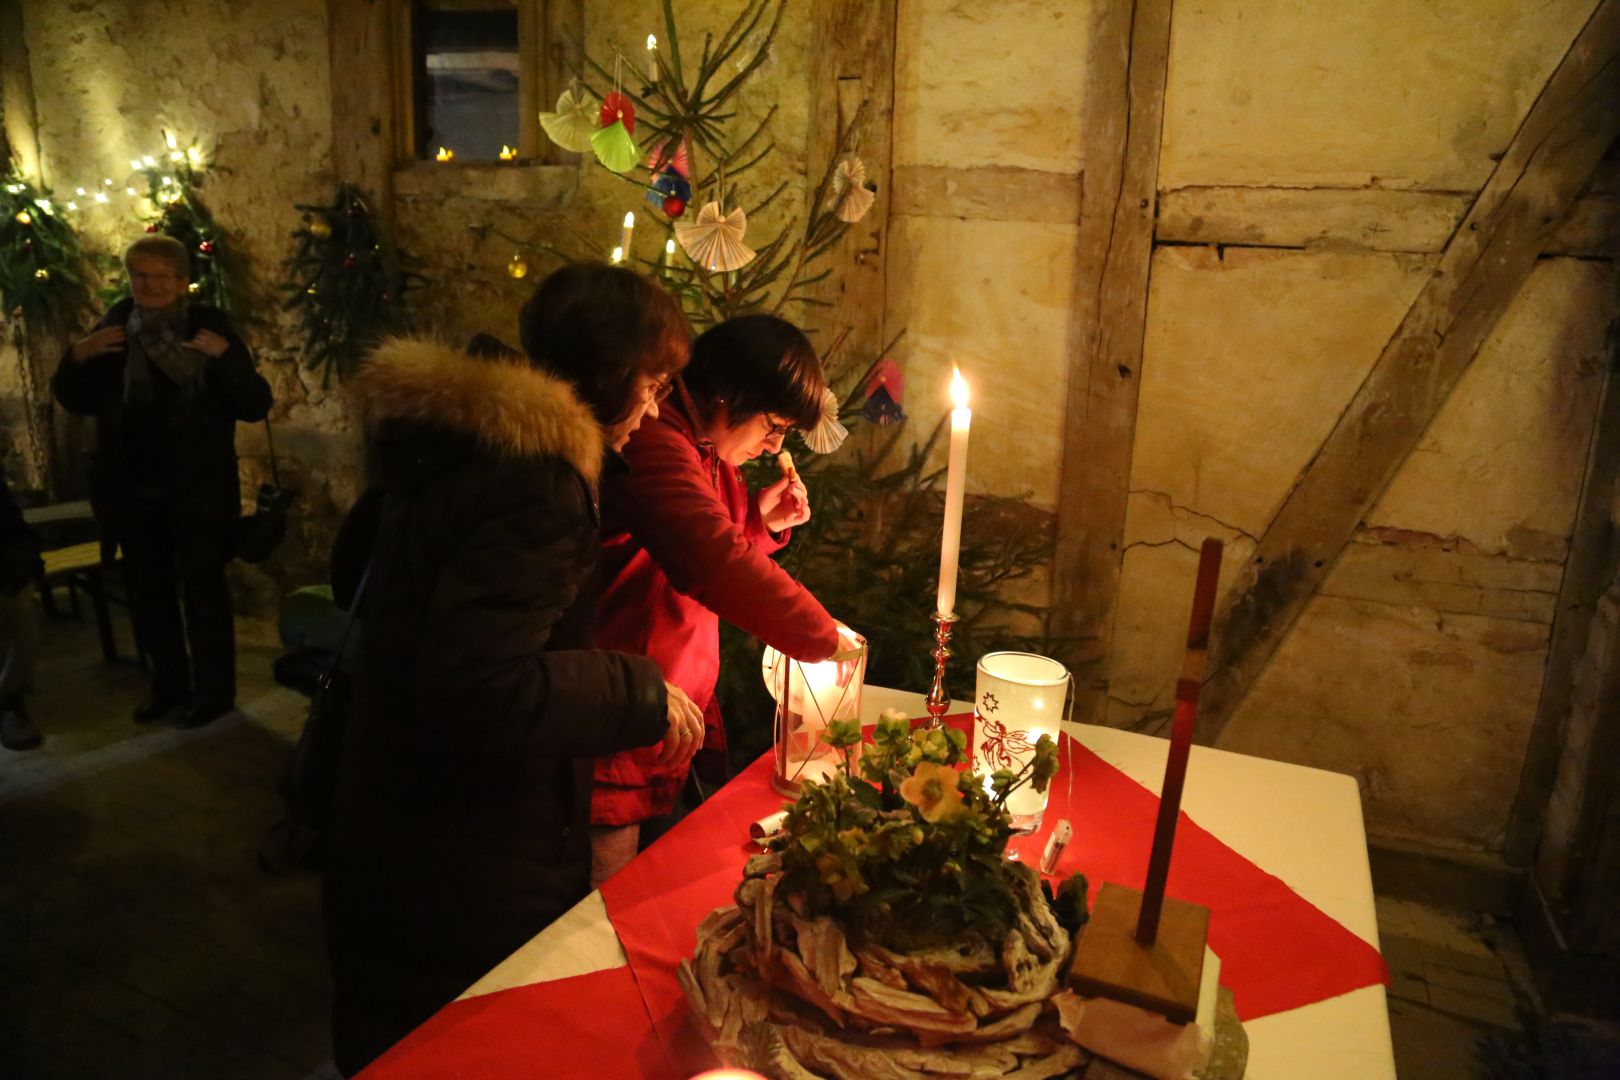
[{"x1": 973, "y1": 651, "x2": 1071, "y2": 833}]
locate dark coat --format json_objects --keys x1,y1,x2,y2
[
  {"x1": 50, "y1": 297, "x2": 271, "y2": 532},
  {"x1": 323, "y1": 339, "x2": 668, "y2": 1072},
  {"x1": 591, "y1": 392, "x2": 841, "y2": 825}
]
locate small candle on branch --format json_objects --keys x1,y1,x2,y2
[
  {"x1": 619, "y1": 211, "x2": 636, "y2": 258},
  {"x1": 646, "y1": 34, "x2": 659, "y2": 83},
  {"x1": 936, "y1": 367, "x2": 971, "y2": 618}
]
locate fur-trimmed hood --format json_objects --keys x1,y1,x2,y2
[{"x1": 350, "y1": 337, "x2": 603, "y2": 486}]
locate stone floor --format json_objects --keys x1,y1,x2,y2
[{"x1": 2, "y1": 602, "x2": 1617, "y2": 1078}]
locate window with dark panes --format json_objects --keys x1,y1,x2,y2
[{"x1": 412, "y1": 3, "x2": 521, "y2": 161}]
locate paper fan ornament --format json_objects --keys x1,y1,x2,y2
[
  {"x1": 599, "y1": 92, "x2": 637, "y2": 134},
  {"x1": 592, "y1": 122, "x2": 639, "y2": 173},
  {"x1": 648, "y1": 139, "x2": 690, "y2": 178},
  {"x1": 832, "y1": 157, "x2": 875, "y2": 223},
  {"x1": 861, "y1": 357, "x2": 906, "y2": 425},
  {"x1": 803, "y1": 388, "x2": 849, "y2": 454},
  {"x1": 674, "y1": 201, "x2": 756, "y2": 271},
  {"x1": 539, "y1": 86, "x2": 598, "y2": 153}
]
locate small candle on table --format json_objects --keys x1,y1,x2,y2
[
  {"x1": 619, "y1": 211, "x2": 635, "y2": 257},
  {"x1": 646, "y1": 34, "x2": 659, "y2": 83},
  {"x1": 936, "y1": 367, "x2": 971, "y2": 617}
]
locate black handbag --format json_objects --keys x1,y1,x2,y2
[
  {"x1": 235, "y1": 419, "x2": 297, "y2": 564},
  {"x1": 259, "y1": 561, "x2": 371, "y2": 874}
]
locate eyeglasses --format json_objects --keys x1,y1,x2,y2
[
  {"x1": 763, "y1": 415, "x2": 793, "y2": 440},
  {"x1": 648, "y1": 374, "x2": 675, "y2": 402}
]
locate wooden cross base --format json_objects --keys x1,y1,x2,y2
[{"x1": 1067, "y1": 882, "x2": 1210, "y2": 1024}]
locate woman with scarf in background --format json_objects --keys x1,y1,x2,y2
[{"x1": 52, "y1": 234, "x2": 272, "y2": 730}]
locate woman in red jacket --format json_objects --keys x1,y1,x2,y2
[{"x1": 591, "y1": 314, "x2": 845, "y2": 883}]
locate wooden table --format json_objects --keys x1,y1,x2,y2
[{"x1": 454, "y1": 685, "x2": 1394, "y2": 1079}]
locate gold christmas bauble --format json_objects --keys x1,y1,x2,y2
[
  {"x1": 15, "y1": 210, "x2": 32, "y2": 225},
  {"x1": 309, "y1": 219, "x2": 333, "y2": 239},
  {"x1": 507, "y1": 254, "x2": 529, "y2": 280},
  {"x1": 33, "y1": 268, "x2": 49, "y2": 281}
]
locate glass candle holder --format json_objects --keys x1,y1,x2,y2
[
  {"x1": 762, "y1": 630, "x2": 868, "y2": 797},
  {"x1": 973, "y1": 651, "x2": 1071, "y2": 833}
]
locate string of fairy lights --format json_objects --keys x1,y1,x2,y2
[{"x1": 6, "y1": 130, "x2": 202, "y2": 218}]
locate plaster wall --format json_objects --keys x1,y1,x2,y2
[{"x1": 884, "y1": 0, "x2": 1608, "y2": 852}]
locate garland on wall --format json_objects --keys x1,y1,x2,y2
[
  {"x1": 281, "y1": 184, "x2": 419, "y2": 385},
  {"x1": 0, "y1": 165, "x2": 90, "y2": 489},
  {"x1": 0, "y1": 167, "x2": 89, "y2": 332}
]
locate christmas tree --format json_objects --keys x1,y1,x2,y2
[{"x1": 515, "y1": 0, "x2": 1064, "y2": 765}]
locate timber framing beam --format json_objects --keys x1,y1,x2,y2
[
  {"x1": 1197, "y1": 0, "x2": 1620, "y2": 745},
  {"x1": 805, "y1": 0, "x2": 897, "y2": 368},
  {"x1": 328, "y1": 0, "x2": 399, "y2": 223},
  {"x1": 1052, "y1": 0, "x2": 1175, "y2": 720}
]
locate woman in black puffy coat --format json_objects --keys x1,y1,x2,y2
[{"x1": 323, "y1": 264, "x2": 705, "y2": 1075}]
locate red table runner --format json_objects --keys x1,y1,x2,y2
[{"x1": 368, "y1": 730, "x2": 1388, "y2": 1078}]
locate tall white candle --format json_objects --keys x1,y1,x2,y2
[
  {"x1": 647, "y1": 34, "x2": 659, "y2": 82},
  {"x1": 937, "y1": 367, "x2": 971, "y2": 617},
  {"x1": 620, "y1": 211, "x2": 636, "y2": 259}
]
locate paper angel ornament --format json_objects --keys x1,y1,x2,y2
[
  {"x1": 674, "y1": 201, "x2": 756, "y2": 271},
  {"x1": 539, "y1": 86, "x2": 598, "y2": 153},
  {"x1": 803, "y1": 387, "x2": 849, "y2": 454},
  {"x1": 648, "y1": 139, "x2": 690, "y2": 178},
  {"x1": 832, "y1": 157, "x2": 875, "y2": 223},
  {"x1": 861, "y1": 357, "x2": 906, "y2": 425}
]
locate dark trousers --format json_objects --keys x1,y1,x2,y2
[{"x1": 121, "y1": 508, "x2": 236, "y2": 707}]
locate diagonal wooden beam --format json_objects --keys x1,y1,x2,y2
[
  {"x1": 1197, "y1": 0, "x2": 1620, "y2": 745},
  {"x1": 1052, "y1": 0, "x2": 1176, "y2": 721}
]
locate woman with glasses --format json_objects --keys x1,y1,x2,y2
[{"x1": 589, "y1": 313, "x2": 847, "y2": 885}]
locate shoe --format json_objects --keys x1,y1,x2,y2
[
  {"x1": 176, "y1": 702, "x2": 235, "y2": 730},
  {"x1": 133, "y1": 693, "x2": 188, "y2": 725},
  {"x1": 0, "y1": 705, "x2": 43, "y2": 751}
]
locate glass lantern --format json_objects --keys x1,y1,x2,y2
[
  {"x1": 762, "y1": 629, "x2": 868, "y2": 797},
  {"x1": 973, "y1": 651, "x2": 1072, "y2": 833}
]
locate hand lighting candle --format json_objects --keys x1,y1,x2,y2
[{"x1": 936, "y1": 367, "x2": 971, "y2": 617}]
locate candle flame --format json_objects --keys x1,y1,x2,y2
[
  {"x1": 664, "y1": 238, "x2": 676, "y2": 255},
  {"x1": 499, "y1": 145, "x2": 517, "y2": 160},
  {"x1": 610, "y1": 245, "x2": 624, "y2": 264},
  {"x1": 950, "y1": 367, "x2": 970, "y2": 410},
  {"x1": 623, "y1": 211, "x2": 635, "y2": 228},
  {"x1": 435, "y1": 146, "x2": 454, "y2": 162},
  {"x1": 647, "y1": 34, "x2": 657, "y2": 50}
]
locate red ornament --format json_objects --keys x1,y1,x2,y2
[
  {"x1": 598, "y1": 91, "x2": 637, "y2": 134},
  {"x1": 662, "y1": 195, "x2": 686, "y2": 218},
  {"x1": 144, "y1": 224, "x2": 159, "y2": 233},
  {"x1": 342, "y1": 254, "x2": 358, "y2": 269},
  {"x1": 197, "y1": 240, "x2": 215, "y2": 255}
]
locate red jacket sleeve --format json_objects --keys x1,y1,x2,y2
[{"x1": 617, "y1": 422, "x2": 840, "y2": 662}]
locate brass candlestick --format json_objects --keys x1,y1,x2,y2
[{"x1": 924, "y1": 612, "x2": 958, "y2": 726}]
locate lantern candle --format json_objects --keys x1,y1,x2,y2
[
  {"x1": 936, "y1": 367, "x2": 971, "y2": 617},
  {"x1": 620, "y1": 211, "x2": 636, "y2": 257},
  {"x1": 646, "y1": 34, "x2": 659, "y2": 82}
]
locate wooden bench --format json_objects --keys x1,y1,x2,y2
[{"x1": 37, "y1": 540, "x2": 141, "y2": 665}]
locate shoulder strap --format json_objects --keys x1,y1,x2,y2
[{"x1": 317, "y1": 558, "x2": 374, "y2": 693}]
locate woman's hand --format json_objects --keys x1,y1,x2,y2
[
  {"x1": 186, "y1": 329, "x2": 230, "y2": 358},
  {"x1": 759, "y1": 474, "x2": 810, "y2": 532},
  {"x1": 657, "y1": 681, "x2": 705, "y2": 766},
  {"x1": 70, "y1": 326, "x2": 125, "y2": 363}
]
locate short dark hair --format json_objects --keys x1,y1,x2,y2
[
  {"x1": 683, "y1": 314, "x2": 825, "y2": 430},
  {"x1": 519, "y1": 263, "x2": 691, "y2": 425}
]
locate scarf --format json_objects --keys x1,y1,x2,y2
[{"x1": 124, "y1": 302, "x2": 208, "y2": 402}]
